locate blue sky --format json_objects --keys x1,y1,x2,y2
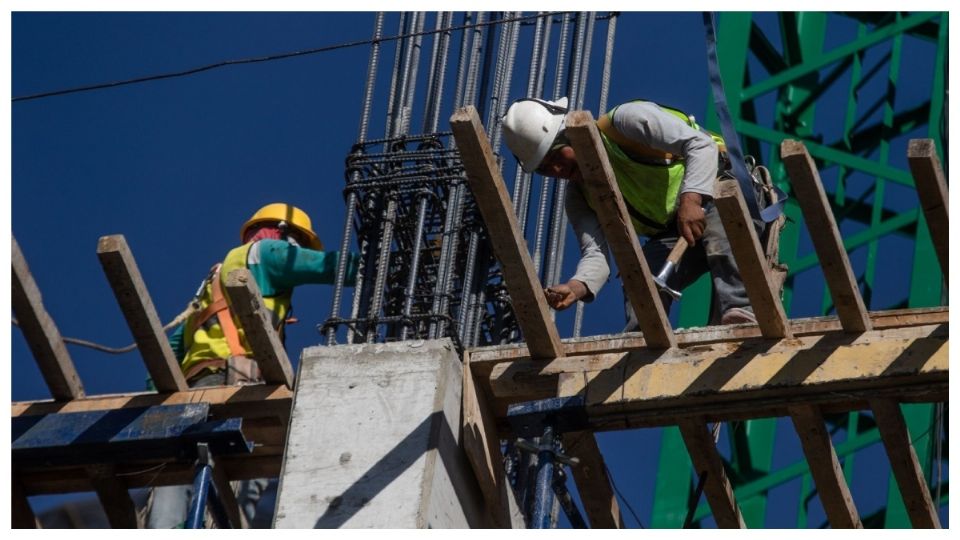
[{"x1": 7, "y1": 9, "x2": 951, "y2": 527}]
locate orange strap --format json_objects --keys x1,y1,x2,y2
[
  {"x1": 183, "y1": 358, "x2": 227, "y2": 382},
  {"x1": 209, "y1": 266, "x2": 246, "y2": 358}
]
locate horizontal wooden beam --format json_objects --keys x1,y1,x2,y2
[
  {"x1": 870, "y1": 398, "x2": 942, "y2": 528},
  {"x1": 788, "y1": 404, "x2": 862, "y2": 528},
  {"x1": 16, "y1": 454, "x2": 282, "y2": 496},
  {"x1": 781, "y1": 140, "x2": 871, "y2": 333},
  {"x1": 97, "y1": 235, "x2": 188, "y2": 392},
  {"x1": 467, "y1": 307, "x2": 948, "y2": 369},
  {"x1": 11, "y1": 236, "x2": 85, "y2": 400},
  {"x1": 565, "y1": 110, "x2": 675, "y2": 348},
  {"x1": 13, "y1": 383, "x2": 292, "y2": 424},
  {"x1": 486, "y1": 324, "x2": 947, "y2": 427},
  {"x1": 715, "y1": 180, "x2": 792, "y2": 338},
  {"x1": 907, "y1": 138, "x2": 949, "y2": 281},
  {"x1": 450, "y1": 106, "x2": 563, "y2": 360},
  {"x1": 224, "y1": 268, "x2": 294, "y2": 388}
]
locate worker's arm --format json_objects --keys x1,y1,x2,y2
[
  {"x1": 548, "y1": 182, "x2": 610, "y2": 309},
  {"x1": 249, "y1": 239, "x2": 360, "y2": 295},
  {"x1": 612, "y1": 101, "x2": 718, "y2": 244}
]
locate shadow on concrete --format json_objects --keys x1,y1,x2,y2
[{"x1": 313, "y1": 410, "x2": 482, "y2": 528}]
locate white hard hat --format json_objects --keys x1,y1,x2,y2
[{"x1": 501, "y1": 97, "x2": 569, "y2": 173}]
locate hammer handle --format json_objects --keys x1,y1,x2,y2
[{"x1": 666, "y1": 237, "x2": 689, "y2": 266}]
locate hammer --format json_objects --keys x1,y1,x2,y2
[{"x1": 653, "y1": 237, "x2": 688, "y2": 300}]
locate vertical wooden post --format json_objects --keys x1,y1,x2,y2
[
  {"x1": 97, "y1": 235, "x2": 188, "y2": 392},
  {"x1": 564, "y1": 110, "x2": 675, "y2": 348},
  {"x1": 781, "y1": 140, "x2": 871, "y2": 332},
  {"x1": 906, "y1": 139, "x2": 948, "y2": 281},
  {"x1": 86, "y1": 464, "x2": 140, "y2": 528},
  {"x1": 678, "y1": 418, "x2": 745, "y2": 528},
  {"x1": 788, "y1": 404, "x2": 862, "y2": 528},
  {"x1": 870, "y1": 399, "x2": 942, "y2": 528},
  {"x1": 450, "y1": 106, "x2": 564, "y2": 360},
  {"x1": 714, "y1": 181, "x2": 792, "y2": 338},
  {"x1": 224, "y1": 268, "x2": 294, "y2": 388},
  {"x1": 11, "y1": 236, "x2": 85, "y2": 400}
]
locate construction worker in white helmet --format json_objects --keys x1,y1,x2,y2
[
  {"x1": 146, "y1": 202, "x2": 358, "y2": 528},
  {"x1": 502, "y1": 97, "x2": 759, "y2": 328}
]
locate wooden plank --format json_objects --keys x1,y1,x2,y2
[
  {"x1": 787, "y1": 404, "x2": 862, "y2": 528},
  {"x1": 781, "y1": 140, "x2": 872, "y2": 332},
  {"x1": 714, "y1": 180, "x2": 792, "y2": 338},
  {"x1": 17, "y1": 454, "x2": 282, "y2": 496},
  {"x1": 467, "y1": 307, "x2": 949, "y2": 367},
  {"x1": 450, "y1": 106, "x2": 563, "y2": 360},
  {"x1": 906, "y1": 139, "x2": 949, "y2": 280},
  {"x1": 11, "y1": 236, "x2": 85, "y2": 400},
  {"x1": 486, "y1": 324, "x2": 948, "y2": 424},
  {"x1": 563, "y1": 431, "x2": 624, "y2": 528},
  {"x1": 564, "y1": 110, "x2": 676, "y2": 348},
  {"x1": 462, "y1": 355, "x2": 514, "y2": 527},
  {"x1": 207, "y1": 457, "x2": 244, "y2": 528},
  {"x1": 224, "y1": 268, "x2": 294, "y2": 388},
  {"x1": 86, "y1": 464, "x2": 140, "y2": 528},
  {"x1": 12, "y1": 473, "x2": 38, "y2": 528},
  {"x1": 677, "y1": 418, "x2": 745, "y2": 528},
  {"x1": 869, "y1": 398, "x2": 942, "y2": 528},
  {"x1": 96, "y1": 235, "x2": 188, "y2": 392}
]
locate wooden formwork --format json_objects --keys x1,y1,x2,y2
[
  {"x1": 11, "y1": 235, "x2": 295, "y2": 528},
  {"x1": 450, "y1": 106, "x2": 948, "y2": 529}
]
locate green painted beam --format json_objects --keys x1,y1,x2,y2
[
  {"x1": 740, "y1": 12, "x2": 939, "y2": 101},
  {"x1": 651, "y1": 427, "x2": 694, "y2": 528},
  {"x1": 735, "y1": 120, "x2": 916, "y2": 186},
  {"x1": 790, "y1": 209, "x2": 919, "y2": 274}
]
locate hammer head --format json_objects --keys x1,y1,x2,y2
[{"x1": 653, "y1": 276, "x2": 682, "y2": 300}]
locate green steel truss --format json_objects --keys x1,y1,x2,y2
[{"x1": 654, "y1": 12, "x2": 948, "y2": 528}]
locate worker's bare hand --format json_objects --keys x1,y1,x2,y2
[
  {"x1": 677, "y1": 192, "x2": 706, "y2": 246},
  {"x1": 544, "y1": 280, "x2": 588, "y2": 311}
]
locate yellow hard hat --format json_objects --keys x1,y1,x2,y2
[{"x1": 241, "y1": 203, "x2": 323, "y2": 250}]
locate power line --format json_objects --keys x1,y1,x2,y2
[{"x1": 12, "y1": 11, "x2": 574, "y2": 103}]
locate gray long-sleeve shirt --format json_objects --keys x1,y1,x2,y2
[{"x1": 567, "y1": 101, "x2": 719, "y2": 300}]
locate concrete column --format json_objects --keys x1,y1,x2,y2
[{"x1": 274, "y1": 339, "x2": 490, "y2": 528}]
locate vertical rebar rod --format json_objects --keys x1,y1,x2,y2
[
  {"x1": 462, "y1": 11, "x2": 488, "y2": 108},
  {"x1": 393, "y1": 12, "x2": 421, "y2": 137},
  {"x1": 457, "y1": 229, "x2": 481, "y2": 344},
  {"x1": 516, "y1": 13, "x2": 554, "y2": 236},
  {"x1": 453, "y1": 12, "x2": 475, "y2": 109},
  {"x1": 398, "y1": 12, "x2": 426, "y2": 136},
  {"x1": 366, "y1": 198, "x2": 398, "y2": 342},
  {"x1": 512, "y1": 12, "x2": 547, "y2": 221},
  {"x1": 532, "y1": 13, "x2": 571, "y2": 277},
  {"x1": 488, "y1": 13, "x2": 522, "y2": 154},
  {"x1": 383, "y1": 12, "x2": 408, "y2": 144},
  {"x1": 423, "y1": 12, "x2": 453, "y2": 133},
  {"x1": 597, "y1": 12, "x2": 617, "y2": 115},
  {"x1": 327, "y1": 13, "x2": 385, "y2": 344},
  {"x1": 429, "y1": 182, "x2": 464, "y2": 338},
  {"x1": 400, "y1": 195, "x2": 430, "y2": 340}
]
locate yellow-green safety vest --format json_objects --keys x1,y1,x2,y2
[
  {"x1": 590, "y1": 101, "x2": 724, "y2": 237},
  {"x1": 180, "y1": 243, "x2": 292, "y2": 375}
]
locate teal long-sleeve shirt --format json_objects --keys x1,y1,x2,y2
[{"x1": 168, "y1": 239, "x2": 359, "y2": 360}]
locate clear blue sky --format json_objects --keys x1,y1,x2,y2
[{"x1": 8, "y1": 10, "x2": 948, "y2": 527}]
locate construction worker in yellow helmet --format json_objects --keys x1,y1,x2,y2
[{"x1": 146, "y1": 202, "x2": 358, "y2": 529}]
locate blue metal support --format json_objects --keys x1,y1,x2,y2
[
  {"x1": 508, "y1": 396, "x2": 592, "y2": 528},
  {"x1": 185, "y1": 443, "x2": 234, "y2": 529}
]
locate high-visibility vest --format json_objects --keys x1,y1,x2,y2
[
  {"x1": 590, "y1": 101, "x2": 724, "y2": 237},
  {"x1": 180, "y1": 242, "x2": 291, "y2": 376}
]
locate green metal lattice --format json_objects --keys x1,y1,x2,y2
[{"x1": 657, "y1": 11, "x2": 948, "y2": 529}]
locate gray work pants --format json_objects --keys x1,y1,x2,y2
[
  {"x1": 623, "y1": 201, "x2": 761, "y2": 332},
  {"x1": 145, "y1": 371, "x2": 273, "y2": 528}
]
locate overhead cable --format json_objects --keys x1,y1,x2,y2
[{"x1": 12, "y1": 11, "x2": 572, "y2": 103}]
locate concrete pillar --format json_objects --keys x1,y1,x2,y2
[{"x1": 273, "y1": 339, "x2": 491, "y2": 528}]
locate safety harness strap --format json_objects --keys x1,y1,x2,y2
[
  {"x1": 703, "y1": 12, "x2": 788, "y2": 223},
  {"x1": 209, "y1": 265, "x2": 246, "y2": 358}
]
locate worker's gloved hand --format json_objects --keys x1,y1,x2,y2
[
  {"x1": 676, "y1": 192, "x2": 707, "y2": 246},
  {"x1": 544, "y1": 280, "x2": 588, "y2": 311}
]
